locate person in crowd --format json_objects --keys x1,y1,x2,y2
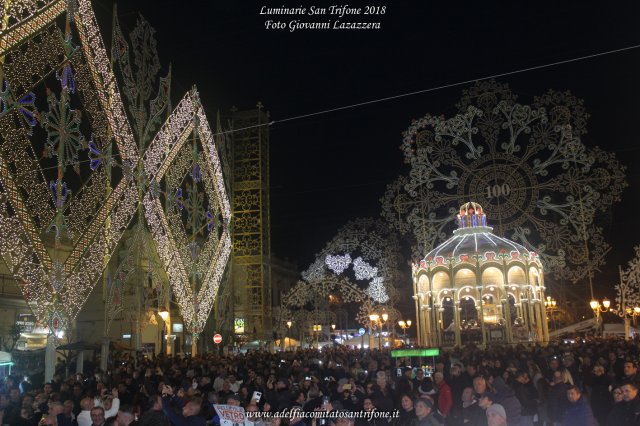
[
  {"x1": 485, "y1": 404, "x2": 507, "y2": 426},
  {"x1": 547, "y1": 369, "x2": 570, "y2": 425},
  {"x1": 433, "y1": 372, "x2": 452, "y2": 418},
  {"x1": 10, "y1": 337, "x2": 640, "y2": 426},
  {"x1": 90, "y1": 407, "x2": 106, "y2": 426},
  {"x1": 460, "y1": 387, "x2": 485, "y2": 426},
  {"x1": 114, "y1": 405, "x2": 136, "y2": 426},
  {"x1": 561, "y1": 385, "x2": 597, "y2": 426},
  {"x1": 397, "y1": 368, "x2": 414, "y2": 396},
  {"x1": 622, "y1": 361, "x2": 640, "y2": 387},
  {"x1": 490, "y1": 377, "x2": 520, "y2": 426},
  {"x1": 589, "y1": 364, "x2": 613, "y2": 426},
  {"x1": 472, "y1": 376, "x2": 488, "y2": 399},
  {"x1": 621, "y1": 382, "x2": 640, "y2": 424},
  {"x1": 77, "y1": 397, "x2": 94, "y2": 426},
  {"x1": 137, "y1": 395, "x2": 169, "y2": 426},
  {"x1": 412, "y1": 398, "x2": 443, "y2": 426},
  {"x1": 398, "y1": 394, "x2": 416, "y2": 424},
  {"x1": 607, "y1": 385, "x2": 627, "y2": 426},
  {"x1": 161, "y1": 384, "x2": 205, "y2": 426},
  {"x1": 512, "y1": 370, "x2": 538, "y2": 426}
]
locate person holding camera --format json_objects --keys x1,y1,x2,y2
[{"x1": 161, "y1": 384, "x2": 205, "y2": 426}]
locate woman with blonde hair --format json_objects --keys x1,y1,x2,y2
[{"x1": 560, "y1": 369, "x2": 574, "y2": 386}]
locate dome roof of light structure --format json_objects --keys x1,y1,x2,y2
[{"x1": 419, "y1": 202, "x2": 541, "y2": 268}]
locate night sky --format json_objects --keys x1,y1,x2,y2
[{"x1": 94, "y1": 1, "x2": 640, "y2": 303}]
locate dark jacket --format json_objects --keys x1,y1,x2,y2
[
  {"x1": 491, "y1": 377, "x2": 521, "y2": 425},
  {"x1": 162, "y1": 396, "x2": 206, "y2": 426},
  {"x1": 138, "y1": 409, "x2": 170, "y2": 426},
  {"x1": 513, "y1": 380, "x2": 538, "y2": 416},
  {"x1": 589, "y1": 374, "x2": 612, "y2": 424},
  {"x1": 462, "y1": 402, "x2": 487, "y2": 426},
  {"x1": 561, "y1": 395, "x2": 597, "y2": 426},
  {"x1": 547, "y1": 382, "x2": 569, "y2": 423}
]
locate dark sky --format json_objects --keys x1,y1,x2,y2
[{"x1": 94, "y1": 1, "x2": 640, "y2": 302}]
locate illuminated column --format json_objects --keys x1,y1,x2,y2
[
  {"x1": 159, "y1": 308, "x2": 171, "y2": 356},
  {"x1": 501, "y1": 266, "x2": 513, "y2": 343},
  {"x1": 424, "y1": 296, "x2": 433, "y2": 347},
  {"x1": 413, "y1": 274, "x2": 421, "y2": 346},
  {"x1": 45, "y1": 335, "x2": 56, "y2": 383},
  {"x1": 453, "y1": 297, "x2": 462, "y2": 346},
  {"x1": 527, "y1": 289, "x2": 536, "y2": 338},
  {"x1": 476, "y1": 269, "x2": 486, "y2": 347},
  {"x1": 100, "y1": 336, "x2": 110, "y2": 372},
  {"x1": 435, "y1": 305, "x2": 443, "y2": 346},
  {"x1": 192, "y1": 335, "x2": 198, "y2": 357},
  {"x1": 541, "y1": 294, "x2": 550, "y2": 342}
]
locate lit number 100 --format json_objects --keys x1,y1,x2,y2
[{"x1": 486, "y1": 183, "x2": 511, "y2": 199}]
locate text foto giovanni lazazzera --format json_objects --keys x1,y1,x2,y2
[{"x1": 260, "y1": 5, "x2": 387, "y2": 32}]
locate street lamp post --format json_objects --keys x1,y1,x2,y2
[
  {"x1": 589, "y1": 298, "x2": 610, "y2": 337},
  {"x1": 368, "y1": 314, "x2": 378, "y2": 349},
  {"x1": 544, "y1": 296, "x2": 558, "y2": 332},
  {"x1": 369, "y1": 313, "x2": 388, "y2": 349},
  {"x1": 312, "y1": 325, "x2": 321, "y2": 348},
  {"x1": 398, "y1": 319, "x2": 412, "y2": 345},
  {"x1": 158, "y1": 307, "x2": 171, "y2": 356},
  {"x1": 591, "y1": 298, "x2": 640, "y2": 340},
  {"x1": 286, "y1": 321, "x2": 292, "y2": 350},
  {"x1": 381, "y1": 313, "x2": 388, "y2": 349}
]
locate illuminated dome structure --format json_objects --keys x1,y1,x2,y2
[{"x1": 412, "y1": 202, "x2": 548, "y2": 347}]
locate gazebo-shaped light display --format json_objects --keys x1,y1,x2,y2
[{"x1": 412, "y1": 202, "x2": 548, "y2": 347}]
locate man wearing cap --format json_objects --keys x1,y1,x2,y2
[
  {"x1": 485, "y1": 404, "x2": 507, "y2": 426},
  {"x1": 412, "y1": 398, "x2": 443, "y2": 426}
]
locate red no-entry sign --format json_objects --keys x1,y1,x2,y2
[{"x1": 213, "y1": 334, "x2": 222, "y2": 344}]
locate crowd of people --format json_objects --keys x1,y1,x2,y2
[{"x1": 2, "y1": 338, "x2": 640, "y2": 426}]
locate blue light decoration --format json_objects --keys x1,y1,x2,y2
[
  {"x1": 87, "y1": 140, "x2": 102, "y2": 170},
  {"x1": 206, "y1": 210, "x2": 214, "y2": 231},
  {"x1": 49, "y1": 181, "x2": 68, "y2": 209},
  {"x1": 191, "y1": 164, "x2": 201, "y2": 183},
  {"x1": 57, "y1": 63, "x2": 75, "y2": 93},
  {"x1": 175, "y1": 188, "x2": 184, "y2": 210},
  {"x1": 18, "y1": 92, "x2": 37, "y2": 127},
  {"x1": 0, "y1": 81, "x2": 37, "y2": 127}
]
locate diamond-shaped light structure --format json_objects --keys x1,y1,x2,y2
[
  {"x1": 0, "y1": 0, "x2": 140, "y2": 323},
  {"x1": 143, "y1": 88, "x2": 231, "y2": 334}
]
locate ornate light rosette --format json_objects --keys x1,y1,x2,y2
[{"x1": 382, "y1": 80, "x2": 626, "y2": 282}]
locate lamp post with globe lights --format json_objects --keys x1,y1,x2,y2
[
  {"x1": 545, "y1": 297, "x2": 558, "y2": 332},
  {"x1": 398, "y1": 320, "x2": 412, "y2": 345},
  {"x1": 286, "y1": 320, "x2": 292, "y2": 350},
  {"x1": 158, "y1": 307, "x2": 173, "y2": 356},
  {"x1": 369, "y1": 312, "x2": 388, "y2": 349},
  {"x1": 589, "y1": 298, "x2": 610, "y2": 337}
]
